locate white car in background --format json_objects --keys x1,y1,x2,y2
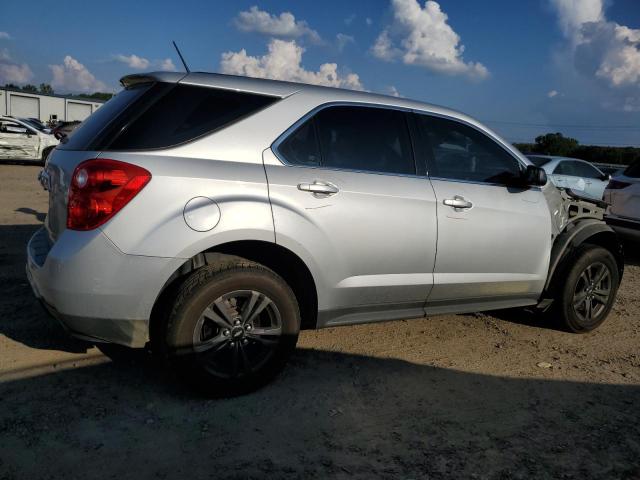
[
  {"x1": 0, "y1": 116, "x2": 59, "y2": 163},
  {"x1": 604, "y1": 160, "x2": 640, "y2": 241},
  {"x1": 527, "y1": 155, "x2": 610, "y2": 200}
]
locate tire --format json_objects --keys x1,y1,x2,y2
[
  {"x1": 554, "y1": 244, "x2": 619, "y2": 333},
  {"x1": 41, "y1": 147, "x2": 53, "y2": 166},
  {"x1": 163, "y1": 257, "x2": 300, "y2": 396}
]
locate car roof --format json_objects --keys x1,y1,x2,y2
[
  {"x1": 120, "y1": 71, "x2": 530, "y2": 165},
  {"x1": 121, "y1": 71, "x2": 490, "y2": 132}
]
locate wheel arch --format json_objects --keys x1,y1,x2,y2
[
  {"x1": 150, "y1": 240, "x2": 319, "y2": 347},
  {"x1": 545, "y1": 220, "x2": 624, "y2": 294}
]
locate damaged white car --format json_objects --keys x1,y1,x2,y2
[{"x1": 0, "y1": 116, "x2": 59, "y2": 163}]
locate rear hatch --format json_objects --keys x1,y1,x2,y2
[
  {"x1": 44, "y1": 72, "x2": 282, "y2": 241},
  {"x1": 605, "y1": 162, "x2": 640, "y2": 221},
  {"x1": 44, "y1": 80, "x2": 163, "y2": 241}
]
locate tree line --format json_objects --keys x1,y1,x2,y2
[
  {"x1": 2, "y1": 83, "x2": 114, "y2": 102},
  {"x1": 514, "y1": 132, "x2": 639, "y2": 166}
]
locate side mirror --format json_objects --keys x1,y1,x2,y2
[
  {"x1": 523, "y1": 165, "x2": 547, "y2": 186},
  {"x1": 601, "y1": 173, "x2": 611, "y2": 182}
]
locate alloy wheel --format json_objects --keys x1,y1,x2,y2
[{"x1": 192, "y1": 290, "x2": 282, "y2": 378}]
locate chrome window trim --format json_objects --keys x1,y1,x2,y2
[
  {"x1": 429, "y1": 176, "x2": 542, "y2": 191},
  {"x1": 270, "y1": 101, "x2": 423, "y2": 179}
]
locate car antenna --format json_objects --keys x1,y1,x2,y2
[{"x1": 172, "y1": 41, "x2": 190, "y2": 73}]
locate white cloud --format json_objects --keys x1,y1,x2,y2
[
  {"x1": 0, "y1": 48, "x2": 10, "y2": 61},
  {"x1": 548, "y1": 89, "x2": 559, "y2": 98},
  {"x1": 371, "y1": 0, "x2": 489, "y2": 79},
  {"x1": 50, "y1": 55, "x2": 107, "y2": 93},
  {"x1": 112, "y1": 54, "x2": 177, "y2": 72},
  {"x1": 113, "y1": 53, "x2": 150, "y2": 69},
  {"x1": 550, "y1": 0, "x2": 603, "y2": 41},
  {"x1": 0, "y1": 61, "x2": 33, "y2": 84},
  {"x1": 366, "y1": 18, "x2": 373, "y2": 26},
  {"x1": 344, "y1": 14, "x2": 356, "y2": 26},
  {"x1": 220, "y1": 39, "x2": 363, "y2": 90},
  {"x1": 158, "y1": 58, "x2": 176, "y2": 71},
  {"x1": 336, "y1": 33, "x2": 355, "y2": 52},
  {"x1": 549, "y1": 0, "x2": 640, "y2": 110},
  {"x1": 0, "y1": 32, "x2": 10, "y2": 40},
  {"x1": 234, "y1": 6, "x2": 321, "y2": 44}
]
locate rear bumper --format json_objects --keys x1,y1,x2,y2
[{"x1": 26, "y1": 227, "x2": 185, "y2": 347}]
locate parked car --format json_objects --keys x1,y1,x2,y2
[
  {"x1": 27, "y1": 72, "x2": 623, "y2": 396},
  {"x1": 0, "y1": 116, "x2": 59, "y2": 163},
  {"x1": 604, "y1": 160, "x2": 640, "y2": 240},
  {"x1": 20, "y1": 117, "x2": 52, "y2": 134},
  {"x1": 51, "y1": 120, "x2": 81, "y2": 140},
  {"x1": 527, "y1": 155, "x2": 610, "y2": 199}
]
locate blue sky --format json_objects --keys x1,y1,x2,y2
[{"x1": 1, "y1": 0, "x2": 639, "y2": 146}]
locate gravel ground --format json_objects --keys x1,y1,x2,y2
[{"x1": 1, "y1": 163, "x2": 639, "y2": 480}]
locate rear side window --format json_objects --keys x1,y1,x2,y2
[
  {"x1": 277, "y1": 105, "x2": 415, "y2": 175},
  {"x1": 316, "y1": 106, "x2": 415, "y2": 175},
  {"x1": 416, "y1": 114, "x2": 522, "y2": 184},
  {"x1": 278, "y1": 120, "x2": 321, "y2": 167},
  {"x1": 60, "y1": 85, "x2": 150, "y2": 150},
  {"x1": 61, "y1": 83, "x2": 277, "y2": 151}
]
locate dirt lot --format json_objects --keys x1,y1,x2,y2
[{"x1": 1, "y1": 163, "x2": 639, "y2": 479}]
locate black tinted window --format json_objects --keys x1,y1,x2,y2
[
  {"x1": 109, "y1": 85, "x2": 276, "y2": 150},
  {"x1": 278, "y1": 120, "x2": 320, "y2": 166},
  {"x1": 314, "y1": 106, "x2": 415, "y2": 175},
  {"x1": 624, "y1": 161, "x2": 640, "y2": 178},
  {"x1": 553, "y1": 161, "x2": 572, "y2": 175},
  {"x1": 417, "y1": 115, "x2": 522, "y2": 184},
  {"x1": 61, "y1": 84, "x2": 150, "y2": 150},
  {"x1": 61, "y1": 83, "x2": 277, "y2": 151}
]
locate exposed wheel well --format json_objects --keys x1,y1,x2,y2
[
  {"x1": 545, "y1": 230, "x2": 624, "y2": 298},
  {"x1": 150, "y1": 241, "x2": 318, "y2": 347}
]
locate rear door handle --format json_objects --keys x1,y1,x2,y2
[
  {"x1": 298, "y1": 181, "x2": 339, "y2": 196},
  {"x1": 443, "y1": 195, "x2": 473, "y2": 209}
]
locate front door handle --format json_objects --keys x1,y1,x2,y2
[
  {"x1": 298, "y1": 181, "x2": 339, "y2": 196},
  {"x1": 443, "y1": 195, "x2": 473, "y2": 209}
]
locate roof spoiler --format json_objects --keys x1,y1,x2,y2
[{"x1": 120, "y1": 72, "x2": 188, "y2": 89}]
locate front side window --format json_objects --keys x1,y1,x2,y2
[
  {"x1": 572, "y1": 161, "x2": 603, "y2": 179},
  {"x1": 553, "y1": 161, "x2": 574, "y2": 175},
  {"x1": 0, "y1": 120, "x2": 29, "y2": 135},
  {"x1": 417, "y1": 114, "x2": 522, "y2": 184}
]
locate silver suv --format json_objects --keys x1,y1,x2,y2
[{"x1": 27, "y1": 72, "x2": 624, "y2": 395}]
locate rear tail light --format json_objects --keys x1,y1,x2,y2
[
  {"x1": 606, "y1": 179, "x2": 632, "y2": 190},
  {"x1": 67, "y1": 159, "x2": 151, "y2": 230}
]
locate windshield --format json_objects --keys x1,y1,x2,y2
[
  {"x1": 527, "y1": 156, "x2": 552, "y2": 167},
  {"x1": 19, "y1": 118, "x2": 46, "y2": 132}
]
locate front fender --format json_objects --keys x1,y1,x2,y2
[{"x1": 545, "y1": 219, "x2": 623, "y2": 291}]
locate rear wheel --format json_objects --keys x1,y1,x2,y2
[
  {"x1": 555, "y1": 245, "x2": 619, "y2": 333},
  {"x1": 163, "y1": 258, "x2": 300, "y2": 396}
]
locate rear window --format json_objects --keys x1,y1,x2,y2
[
  {"x1": 624, "y1": 160, "x2": 640, "y2": 178},
  {"x1": 61, "y1": 83, "x2": 278, "y2": 151}
]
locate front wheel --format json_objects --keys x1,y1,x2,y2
[
  {"x1": 164, "y1": 258, "x2": 300, "y2": 396},
  {"x1": 555, "y1": 245, "x2": 620, "y2": 333}
]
